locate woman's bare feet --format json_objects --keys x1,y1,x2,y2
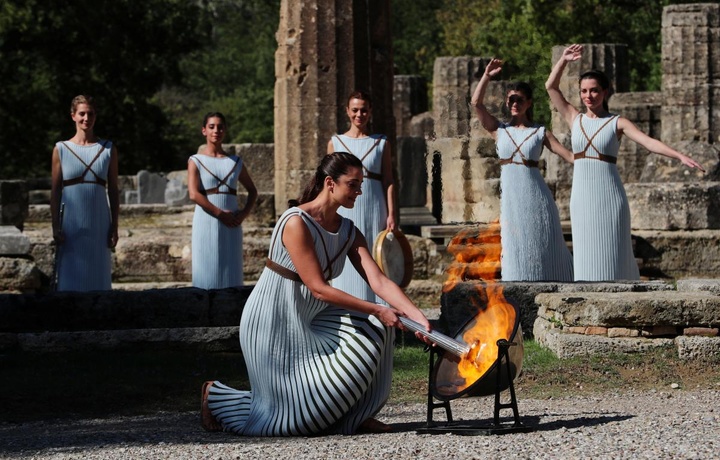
[{"x1": 201, "y1": 381, "x2": 223, "y2": 432}]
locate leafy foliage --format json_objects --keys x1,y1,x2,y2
[
  {"x1": 0, "y1": 0, "x2": 206, "y2": 177},
  {"x1": 0, "y1": 0, "x2": 702, "y2": 178}
]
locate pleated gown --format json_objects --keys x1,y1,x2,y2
[
  {"x1": 496, "y1": 124, "x2": 574, "y2": 282},
  {"x1": 330, "y1": 134, "x2": 388, "y2": 302},
  {"x1": 570, "y1": 114, "x2": 640, "y2": 281},
  {"x1": 206, "y1": 208, "x2": 395, "y2": 436},
  {"x1": 190, "y1": 154, "x2": 244, "y2": 289},
  {"x1": 56, "y1": 140, "x2": 113, "y2": 291}
]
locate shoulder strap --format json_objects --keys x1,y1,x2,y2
[
  {"x1": 61, "y1": 141, "x2": 107, "y2": 183},
  {"x1": 578, "y1": 115, "x2": 618, "y2": 156}
]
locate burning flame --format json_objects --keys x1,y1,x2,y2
[
  {"x1": 443, "y1": 221, "x2": 501, "y2": 293},
  {"x1": 442, "y1": 221, "x2": 517, "y2": 391}
]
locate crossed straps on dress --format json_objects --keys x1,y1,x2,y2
[
  {"x1": 497, "y1": 126, "x2": 541, "y2": 168},
  {"x1": 333, "y1": 135, "x2": 384, "y2": 181},
  {"x1": 573, "y1": 114, "x2": 619, "y2": 164},
  {"x1": 265, "y1": 210, "x2": 354, "y2": 283},
  {"x1": 194, "y1": 156, "x2": 240, "y2": 195},
  {"x1": 61, "y1": 141, "x2": 109, "y2": 187}
]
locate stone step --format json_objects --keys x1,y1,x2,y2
[{"x1": 535, "y1": 291, "x2": 720, "y2": 328}]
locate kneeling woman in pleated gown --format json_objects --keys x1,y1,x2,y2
[{"x1": 202, "y1": 152, "x2": 432, "y2": 436}]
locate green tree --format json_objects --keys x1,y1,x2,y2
[
  {"x1": 155, "y1": 0, "x2": 280, "y2": 168},
  {"x1": 0, "y1": 0, "x2": 206, "y2": 178},
  {"x1": 434, "y1": 0, "x2": 698, "y2": 126}
]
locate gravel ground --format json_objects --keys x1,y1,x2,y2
[{"x1": 1, "y1": 389, "x2": 718, "y2": 459}]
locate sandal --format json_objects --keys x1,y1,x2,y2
[
  {"x1": 357, "y1": 417, "x2": 392, "y2": 433},
  {"x1": 201, "y1": 381, "x2": 223, "y2": 432}
]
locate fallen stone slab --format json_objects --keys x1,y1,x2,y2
[{"x1": 535, "y1": 291, "x2": 720, "y2": 328}]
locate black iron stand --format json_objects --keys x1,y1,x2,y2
[{"x1": 417, "y1": 339, "x2": 533, "y2": 435}]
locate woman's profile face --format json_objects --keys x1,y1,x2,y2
[
  {"x1": 346, "y1": 98, "x2": 371, "y2": 129},
  {"x1": 332, "y1": 166, "x2": 363, "y2": 208},
  {"x1": 506, "y1": 90, "x2": 531, "y2": 117},
  {"x1": 71, "y1": 103, "x2": 96, "y2": 131},
  {"x1": 202, "y1": 117, "x2": 226, "y2": 144},
  {"x1": 579, "y1": 78, "x2": 608, "y2": 110}
]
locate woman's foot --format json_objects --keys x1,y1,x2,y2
[
  {"x1": 357, "y1": 417, "x2": 392, "y2": 433},
  {"x1": 201, "y1": 381, "x2": 223, "y2": 432}
]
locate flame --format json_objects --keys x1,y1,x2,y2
[
  {"x1": 443, "y1": 221, "x2": 501, "y2": 293},
  {"x1": 441, "y1": 221, "x2": 517, "y2": 392}
]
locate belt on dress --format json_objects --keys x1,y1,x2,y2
[
  {"x1": 498, "y1": 158, "x2": 539, "y2": 168},
  {"x1": 266, "y1": 259, "x2": 301, "y2": 282},
  {"x1": 62, "y1": 177, "x2": 107, "y2": 187},
  {"x1": 573, "y1": 152, "x2": 617, "y2": 164},
  {"x1": 204, "y1": 187, "x2": 237, "y2": 195}
]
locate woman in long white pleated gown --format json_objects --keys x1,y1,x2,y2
[
  {"x1": 328, "y1": 91, "x2": 396, "y2": 302},
  {"x1": 201, "y1": 153, "x2": 432, "y2": 436},
  {"x1": 50, "y1": 95, "x2": 119, "y2": 291},
  {"x1": 188, "y1": 112, "x2": 257, "y2": 289},
  {"x1": 546, "y1": 44, "x2": 705, "y2": 281},
  {"x1": 471, "y1": 59, "x2": 574, "y2": 282}
]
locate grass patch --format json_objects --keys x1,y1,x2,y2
[{"x1": 2, "y1": 340, "x2": 719, "y2": 422}]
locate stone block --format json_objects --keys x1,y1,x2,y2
[
  {"x1": 626, "y1": 182, "x2": 720, "y2": 230},
  {"x1": 9, "y1": 326, "x2": 239, "y2": 352},
  {"x1": 585, "y1": 326, "x2": 608, "y2": 336},
  {"x1": 228, "y1": 143, "x2": 275, "y2": 194},
  {"x1": 640, "y1": 141, "x2": 719, "y2": 183},
  {"x1": 397, "y1": 136, "x2": 428, "y2": 207},
  {"x1": 433, "y1": 57, "x2": 488, "y2": 138},
  {"x1": 533, "y1": 316, "x2": 674, "y2": 358},
  {"x1": 394, "y1": 75, "x2": 428, "y2": 137},
  {"x1": 608, "y1": 327, "x2": 640, "y2": 338},
  {"x1": 634, "y1": 229, "x2": 720, "y2": 279},
  {"x1": 0, "y1": 226, "x2": 30, "y2": 255},
  {"x1": 676, "y1": 279, "x2": 720, "y2": 296},
  {"x1": 535, "y1": 291, "x2": 720, "y2": 328},
  {"x1": 0, "y1": 180, "x2": 28, "y2": 230},
  {"x1": 239, "y1": 192, "x2": 275, "y2": 227},
  {"x1": 137, "y1": 170, "x2": 168, "y2": 204},
  {"x1": 675, "y1": 335, "x2": 720, "y2": 360},
  {"x1": 165, "y1": 173, "x2": 190, "y2": 206},
  {"x1": 409, "y1": 112, "x2": 434, "y2": 138},
  {"x1": 0, "y1": 257, "x2": 41, "y2": 292},
  {"x1": 683, "y1": 327, "x2": 719, "y2": 337}
]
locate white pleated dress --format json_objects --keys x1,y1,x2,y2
[
  {"x1": 206, "y1": 208, "x2": 395, "y2": 436},
  {"x1": 496, "y1": 124, "x2": 574, "y2": 282},
  {"x1": 56, "y1": 140, "x2": 113, "y2": 291},
  {"x1": 330, "y1": 134, "x2": 388, "y2": 303},
  {"x1": 190, "y1": 154, "x2": 244, "y2": 289},
  {"x1": 570, "y1": 114, "x2": 640, "y2": 281}
]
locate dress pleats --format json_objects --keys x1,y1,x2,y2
[
  {"x1": 496, "y1": 124, "x2": 574, "y2": 282},
  {"x1": 330, "y1": 134, "x2": 388, "y2": 303},
  {"x1": 190, "y1": 154, "x2": 244, "y2": 289},
  {"x1": 570, "y1": 114, "x2": 640, "y2": 281},
  {"x1": 207, "y1": 208, "x2": 394, "y2": 436},
  {"x1": 56, "y1": 140, "x2": 113, "y2": 291}
]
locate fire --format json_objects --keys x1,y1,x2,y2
[
  {"x1": 442, "y1": 221, "x2": 518, "y2": 392},
  {"x1": 443, "y1": 222, "x2": 501, "y2": 293},
  {"x1": 456, "y1": 284, "x2": 517, "y2": 388}
]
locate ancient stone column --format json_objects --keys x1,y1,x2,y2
[
  {"x1": 274, "y1": 0, "x2": 394, "y2": 216},
  {"x1": 393, "y1": 75, "x2": 428, "y2": 137},
  {"x1": 661, "y1": 3, "x2": 720, "y2": 144},
  {"x1": 427, "y1": 57, "x2": 501, "y2": 223}
]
